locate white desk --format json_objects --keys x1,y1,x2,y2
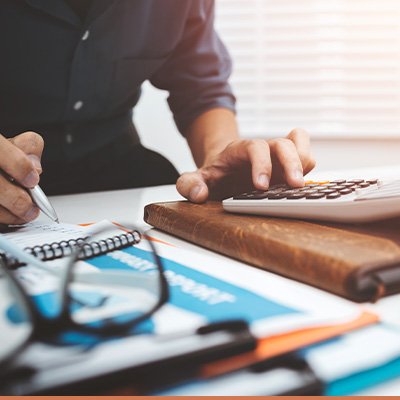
[
  {"x1": 38, "y1": 168, "x2": 400, "y2": 395},
  {"x1": 41, "y1": 184, "x2": 182, "y2": 229}
]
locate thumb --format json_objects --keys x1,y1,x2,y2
[
  {"x1": 176, "y1": 171, "x2": 209, "y2": 203},
  {"x1": 9, "y1": 131, "x2": 44, "y2": 174}
]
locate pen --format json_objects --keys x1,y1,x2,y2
[{"x1": 28, "y1": 185, "x2": 59, "y2": 223}]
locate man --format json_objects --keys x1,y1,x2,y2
[{"x1": 0, "y1": 0, "x2": 315, "y2": 227}]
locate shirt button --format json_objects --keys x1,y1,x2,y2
[
  {"x1": 82, "y1": 30, "x2": 89, "y2": 41},
  {"x1": 73, "y1": 101, "x2": 83, "y2": 111},
  {"x1": 65, "y1": 133, "x2": 73, "y2": 144}
]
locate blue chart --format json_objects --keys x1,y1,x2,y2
[
  {"x1": 8, "y1": 244, "x2": 300, "y2": 345},
  {"x1": 87, "y1": 246, "x2": 300, "y2": 325}
]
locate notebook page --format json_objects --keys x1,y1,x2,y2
[{"x1": 2, "y1": 220, "x2": 127, "y2": 249}]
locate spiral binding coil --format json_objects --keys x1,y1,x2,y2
[{"x1": 24, "y1": 230, "x2": 141, "y2": 261}]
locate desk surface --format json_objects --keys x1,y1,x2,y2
[{"x1": 38, "y1": 165, "x2": 400, "y2": 395}]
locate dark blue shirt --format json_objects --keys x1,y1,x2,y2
[{"x1": 0, "y1": 0, "x2": 235, "y2": 162}]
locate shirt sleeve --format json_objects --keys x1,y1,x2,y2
[{"x1": 149, "y1": 0, "x2": 236, "y2": 136}]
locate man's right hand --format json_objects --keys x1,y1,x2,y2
[{"x1": 0, "y1": 132, "x2": 44, "y2": 229}]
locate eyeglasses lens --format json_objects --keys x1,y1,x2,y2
[
  {"x1": 67, "y1": 236, "x2": 164, "y2": 330},
  {"x1": 0, "y1": 263, "x2": 33, "y2": 365}
]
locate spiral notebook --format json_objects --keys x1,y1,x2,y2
[{"x1": 1, "y1": 220, "x2": 140, "y2": 265}]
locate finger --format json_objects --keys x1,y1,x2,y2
[
  {"x1": 0, "y1": 204, "x2": 32, "y2": 226},
  {"x1": 9, "y1": 131, "x2": 44, "y2": 174},
  {"x1": 245, "y1": 139, "x2": 272, "y2": 190},
  {"x1": 0, "y1": 173, "x2": 40, "y2": 221},
  {"x1": 0, "y1": 134, "x2": 40, "y2": 188},
  {"x1": 271, "y1": 139, "x2": 305, "y2": 187},
  {"x1": 196, "y1": 139, "x2": 271, "y2": 192},
  {"x1": 304, "y1": 148, "x2": 316, "y2": 175},
  {"x1": 176, "y1": 171, "x2": 209, "y2": 203},
  {"x1": 286, "y1": 128, "x2": 316, "y2": 175}
]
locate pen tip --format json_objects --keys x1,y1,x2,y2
[{"x1": 56, "y1": 219, "x2": 60, "y2": 224}]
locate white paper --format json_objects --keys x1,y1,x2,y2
[
  {"x1": 143, "y1": 238, "x2": 364, "y2": 338},
  {"x1": 305, "y1": 324, "x2": 400, "y2": 382},
  {"x1": 2, "y1": 220, "x2": 126, "y2": 249},
  {"x1": 3, "y1": 223, "x2": 368, "y2": 341}
]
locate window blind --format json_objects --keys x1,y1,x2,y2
[{"x1": 214, "y1": 0, "x2": 400, "y2": 139}]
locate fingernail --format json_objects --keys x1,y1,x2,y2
[
  {"x1": 294, "y1": 170, "x2": 305, "y2": 184},
  {"x1": 27, "y1": 154, "x2": 42, "y2": 170},
  {"x1": 22, "y1": 170, "x2": 39, "y2": 188},
  {"x1": 190, "y1": 185, "x2": 202, "y2": 201},
  {"x1": 24, "y1": 206, "x2": 40, "y2": 222},
  {"x1": 258, "y1": 174, "x2": 269, "y2": 188}
]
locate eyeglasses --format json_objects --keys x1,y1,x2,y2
[{"x1": 0, "y1": 224, "x2": 169, "y2": 372}]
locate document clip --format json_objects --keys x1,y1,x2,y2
[
  {"x1": 150, "y1": 352, "x2": 324, "y2": 396},
  {"x1": 246, "y1": 353, "x2": 324, "y2": 396}
]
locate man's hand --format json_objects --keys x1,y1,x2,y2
[
  {"x1": 177, "y1": 128, "x2": 316, "y2": 203},
  {"x1": 0, "y1": 132, "x2": 44, "y2": 229}
]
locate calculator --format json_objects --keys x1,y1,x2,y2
[{"x1": 222, "y1": 179, "x2": 400, "y2": 223}]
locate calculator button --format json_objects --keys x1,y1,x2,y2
[
  {"x1": 282, "y1": 189, "x2": 301, "y2": 194},
  {"x1": 339, "y1": 188, "x2": 353, "y2": 195},
  {"x1": 268, "y1": 193, "x2": 287, "y2": 200},
  {"x1": 305, "y1": 183, "x2": 320, "y2": 188},
  {"x1": 316, "y1": 181, "x2": 330, "y2": 185},
  {"x1": 343, "y1": 182, "x2": 357, "y2": 188},
  {"x1": 331, "y1": 179, "x2": 346, "y2": 184},
  {"x1": 318, "y1": 189, "x2": 337, "y2": 194},
  {"x1": 250, "y1": 190, "x2": 266, "y2": 194},
  {"x1": 233, "y1": 193, "x2": 253, "y2": 199},
  {"x1": 287, "y1": 192, "x2": 306, "y2": 199},
  {"x1": 326, "y1": 193, "x2": 341, "y2": 199},
  {"x1": 301, "y1": 189, "x2": 319, "y2": 194},
  {"x1": 330, "y1": 185, "x2": 346, "y2": 191},
  {"x1": 267, "y1": 189, "x2": 285, "y2": 194},
  {"x1": 358, "y1": 182, "x2": 370, "y2": 188},
  {"x1": 252, "y1": 193, "x2": 271, "y2": 199},
  {"x1": 306, "y1": 193, "x2": 326, "y2": 199},
  {"x1": 366, "y1": 179, "x2": 378, "y2": 184},
  {"x1": 348, "y1": 179, "x2": 364, "y2": 184},
  {"x1": 233, "y1": 192, "x2": 270, "y2": 200}
]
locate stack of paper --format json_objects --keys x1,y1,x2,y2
[{"x1": 1, "y1": 221, "x2": 381, "y2": 395}]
